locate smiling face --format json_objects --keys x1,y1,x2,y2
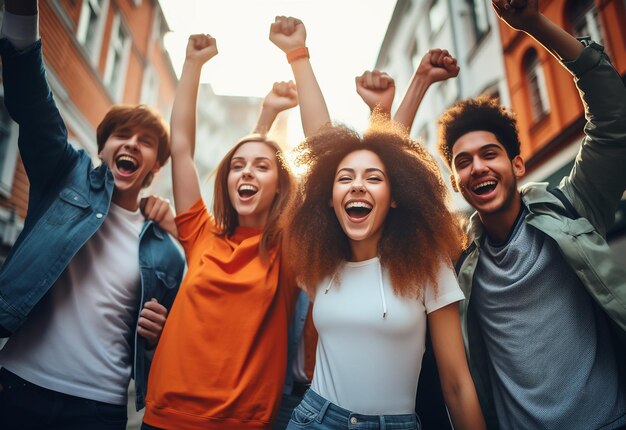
[
  {"x1": 332, "y1": 149, "x2": 395, "y2": 260},
  {"x1": 451, "y1": 130, "x2": 524, "y2": 224},
  {"x1": 98, "y1": 126, "x2": 161, "y2": 210},
  {"x1": 226, "y1": 141, "x2": 280, "y2": 229}
]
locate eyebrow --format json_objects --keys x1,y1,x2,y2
[
  {"x1": 336, "y1": 167, "x2": 387, "y2": 176},
  {"x1": 231, "y1": 156, "x2": 273, "y2": 163},
  {"x1": 452, "y1": 143, "x2": 504, "y2": 163}
]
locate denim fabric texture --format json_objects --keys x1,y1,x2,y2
[
  {"x1": 287, "y1": 389, "x2": 420, "y2": 430},
  {"x1": 0, "y1": 39, "x2": 185, "y2": 410}
]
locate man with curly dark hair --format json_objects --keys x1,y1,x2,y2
[{"x1": 426, "y1": 1, "x2": 626, "y2": 428}]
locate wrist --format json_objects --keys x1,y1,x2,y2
[{"x1": 287, "y1": 47, "x2": 309, "y2": 64}]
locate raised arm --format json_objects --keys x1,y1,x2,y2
[
  {"x1": 252, "y1": 81, "x2": 298, "y2": 135},
  {"x1": 492, "y1": 0, "x2": 582, "y2": 62},
  {"x1": 494, "y1": 0, "x2": 626, "y2": 233},
  {"x1": 170, "y1": 34, "x2": 217, "y2": 214},
  {"x1": 1, "y1": 0, "x2": 79, "y2": 195},
  {"x1": 269, "y1": 16, "x2": 330, "y2": 137},
  {"x1": 429, "y1": 303, "x2": 486, "y2": 430},
  {"x1": 394, "y1": 49, "x2": 459, "y2": 132},
  {"x1": 355, "y1": 70, "x2": 395, "y2": 119}
]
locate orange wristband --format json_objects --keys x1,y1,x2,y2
[{"x1": 287, "y1": 47, "x2": 309, "y2": 64}]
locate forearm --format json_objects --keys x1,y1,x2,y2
[
  {"x1": 522, "y1": 14, "x2": 583, "y2": 62},
  {"x1": 290, "y1": 58, "x2": 330, "y2": 137},
  {"x1": 393, "y1": 73, "x2": 432, "y2": 131},
  {"x1": 170, "y1": 60, "x2": 203, "y2": 213},
  {"x1": 252, "y1": 105, "x2": 279, "y2": 135},
  {"x1": 170, "y1": 60, "x2": 202, "y2": 159},
  {"x1": 444, "y1": 381, "x2": 486, "y2": 430}
]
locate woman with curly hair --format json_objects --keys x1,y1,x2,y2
[{"x1": 271, "y1": 16, "x2": 485, "y2": 430}]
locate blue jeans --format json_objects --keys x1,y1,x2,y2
[
  {"x1": 287, "y1": 389, "x2": 420, "y2": 430},
  {"x1": 0, "y1": 367, "x2": 127, "y2": 430}
]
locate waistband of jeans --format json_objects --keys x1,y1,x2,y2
[{"x1": 301, "y1": 389, "x2": 418, "y2": 428}]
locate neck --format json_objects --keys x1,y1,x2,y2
[
  {"x1": 349, "y1": 232, "x2": 381, "y2": 262},
  {"x1": 112, "y1": 189, "x2": 140, "y2": 211},
  {"x1": 238, "y1": 212, "x2": 269, "y2": 230},
  {"x1": 479, "y1": 197, "x2": 523, "y2": 243}
]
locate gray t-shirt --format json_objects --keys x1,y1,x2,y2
[{"x1": 473, "y1": 209, "x2": 626, "y2": 429}]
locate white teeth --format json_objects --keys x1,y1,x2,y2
[
  {"x1": 473, "y1": 180, "x2": 496, "y2": 192},
  {"x1": 117, "y1": 155, "x2": 138, "y2": 167},
  {"x1": 346, "y1": 201, "x2": 372, "y2": 210},
  {"x1": 239, "y1": 184, "x2": 258, "y2": 192}
]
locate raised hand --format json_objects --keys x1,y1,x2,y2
[
  {"x1": 185, "y1": 33, "x2": 218, "y2": 65},
  {"x1": 264, "y1": 81, "x2": 299, "y2": 113},
  {"x1": 416, "y1": 49, "x2": 460, "y2": 85},
  {"x1": 138, "y1": 298, "x2": 168, "y2": 348},
  {"x1": 269, "y1": 16, "x2": 306, "y2": 54},
  {"x1": 491, "y1": 0, "x2": 540, "y2": 32},
  {"x1": 355, "y1": 70, "x2": 395, "y2": 115},
  {"x1": 140, "y1": 195, "x2": 178, "y2": 239}
]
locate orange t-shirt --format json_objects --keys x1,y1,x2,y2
[{"x1": 144, "y1": 200, "x2": 295, "y2": 429}]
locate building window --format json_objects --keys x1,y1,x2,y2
[
  {"x1": 0, "y1": 88, "x2": 19, "y2": 198},
  {"x1": 141, "y1": 66, "x2": 159, "y2": 107},
  {"x1": 76, "y1": 0, "x2": 109, "y2": 63},
  {"x1": 524, "y1": 49, "x2": 550, "y2": 122},
  {"x1": 568, "y1": 0, "x2": 604, "y2": 44},
  {"x1": 466, "y1": 0, "x2": 490, "y2": 43},
  {"x1": 103, "y1": 12, "x2": 130, "y2": 101},
  {"x1": 428, "y1": 0, "x2": 446, "y2": 36}
]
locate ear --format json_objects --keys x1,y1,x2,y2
[
  {"x1": 450, "y1": 174, "x2": 459, "y2": 192},
  {"x1": 512, "y1": 155, "x2": 525, "y2": 178},
  {"x1": 390, "y1": 199, "x2": 397, "y2": 208},
  {"x1": 150, "y1": 160, "x2": 161, "y2": 174}
]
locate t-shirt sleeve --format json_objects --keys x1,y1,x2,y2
[
  {"x1": 424, "y1": 261, "x2": 465, "y2": 314},
  {"x1": 174, "y1": 198, "x2": 216, "y2": 256}
]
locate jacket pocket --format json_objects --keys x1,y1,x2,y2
[{"x1": 45, "y1": 188, "x2": 91, "y2": 225}]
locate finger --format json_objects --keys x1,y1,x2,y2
[
  {"x1": 364, "y1": 71, "x2": 374, "y2": 89},
  {"x1": 372, "y1": 71, "x2": 382, "y2": 89},
  {"x1": 155, "y1": 200, "x2": 171, "y2": 222},
  {"x1": 142, "y1": 298, "x2": 168, "y2": 315},
  {"x1": 380, "y1": 73, "x2": 394, "y2": 89},
  {"x1": 138, "y1": 316, "x2": 164, "y2": 335},
  {"x1": 137, "y1": 326, "x2": 158, "y2": 343},
  {"x1": 143, "y1": 196, "x2": 155, "y2": 218}
]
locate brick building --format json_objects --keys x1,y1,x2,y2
[
  {"x1": 499, "y1": 0, "x2": 626, "y2": 252},
  {"x1": 0, "y1": 0, "x2": 178, "y2": 261}
]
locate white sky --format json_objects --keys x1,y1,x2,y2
[{"x1": 159, "y1": 0, "x2": 397, "y2": 134}]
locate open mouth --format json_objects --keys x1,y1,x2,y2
[
  {"x1": 116, "y1": 155, "x2": 139, "y2": 174},
  {"x1": 472, "y1": 180, "x2": 497, "y2": 196},
  {"x1": 345, "y1": 201, "x2": 372, "y2": 220},
  {"x1": 238, "y1": 184, "x2": 258, "y2": 198}
]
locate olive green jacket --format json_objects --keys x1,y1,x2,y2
[{"x1": 457, "y1": 40, "x2": 626, "y2": 429}]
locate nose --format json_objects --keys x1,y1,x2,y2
[
  {"x1": 123, "y1": 134, "x2": 139, "y2": 150},
  {"x1": 241, "y1": 163, "x2": 253, "y2": 178},
  {"x1": 350, "y1": 180, "x2": 365, "y2": 193},
  {"x1": 470, "y1": 157, "x2": 488, "y2": 176}
]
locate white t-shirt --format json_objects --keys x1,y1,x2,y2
[
  {"x1": 0, "y1": 203, "x2": 143, "y2": 405},
  {"x1": 310, "y1": 256, "x2": 464, "y2": 415}
]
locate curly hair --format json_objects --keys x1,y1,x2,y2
[
  {"x1": 282, "y1": 121, "x2": 465, "y2": 298},
  {"x1": 213, "y1": 134, "x2": 296, "y2": 261},
  {"x1": 437, "y1": 95, "x2": 520, "y2": 169}
]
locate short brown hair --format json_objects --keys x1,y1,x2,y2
[
  {"x1": 97, "y1": 104, "x2": 170, "y2": 167},
  {"x1": 437, "y1": 95, "x2": 520, "y2": 168}
]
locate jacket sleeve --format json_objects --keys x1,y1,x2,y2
[
  {"x1": 558, "y1": 40, "x2": 626, "y2": 236},
  {"x1": 0, "y1": 39, "x2": 78, "y2": 199}
]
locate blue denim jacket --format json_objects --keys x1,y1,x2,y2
[{"x1": 0, "y1": 39, "x2": 185, "y2": 411}]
